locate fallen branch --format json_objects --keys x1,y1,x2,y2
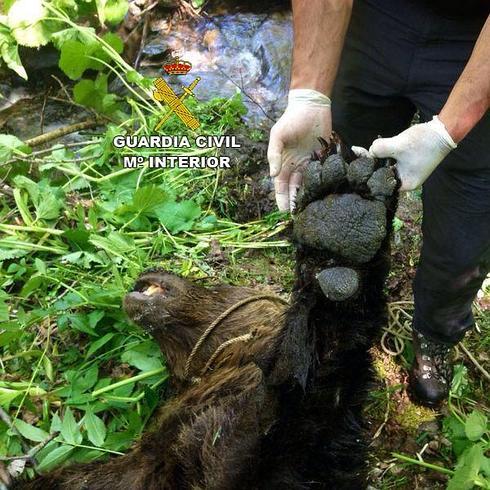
[
  {"x1": 459, "y1": 342, "x2": 490, "y2": 382},
  {"x1": 25, "y1": 119, "x2": 101, "y2": 148}
]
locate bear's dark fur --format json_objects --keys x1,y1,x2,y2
[{"x1": 14, "y1": 141, "x2": 398, "y2": 490}]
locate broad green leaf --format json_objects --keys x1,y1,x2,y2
[
  {"x1": 13, "y1": 419, "x2": 49, "y2": 442},
  {"x1": 0, "y1": 134, "x2": 30, "y2": 160},
  {"x1": 85, "y1": 332, "x2": 115, "y2": 358},
  {"x1": 58, "y1": 40, "x2": 94, "y2": 80},
  {"x1": 20, "y1": 275, "x2": 43, "y2": 298},
  {"x1": 154, "y1": 200, "x2": 201, "y2": 233},
  {"x1": 104, "y1": 430, "x2": 134, "y2": 451},
  {"x1": 0, "y1": 24, "x2": 26, "y2": 79},
  {"x1": 73, "y1": 73, "x2": 120, "y2": 114},
  {"x1": 0, "y1": 248, "x2": 29, "y2": 261},
  {"x1": 121, "y1": 348, "x2": 164, "y2": 372},
  {"x1": 89, "y1": 232, "x2": 135, "y2": 260},
  {"x1": 50, "y1": 413, "x2": 63, "y2": 433},
  {"x1": 1, "y1": 0, "x2": 16, "y2": 12},
  {"x1": 132, "y1": 185, "x2": 169, "y2": 213},
  {"x1": 121, "y1": 341, "x2": 164, "y2": 372},
  {"x1": 95, "y1": 0, "x2": 128, "y2": 25},
  {"x1": 448, "y1": 444, "x2": 486, "y2": 490},
  {"x1": 88, "y1": 310, "x2": 105, "y2": 329},
  {"x1": 64, "y1": 365, "x2": 99, "y2": 397},
  {"x1": 36, "y1": 445, "x2": 74, "y2": 473},
  {"x1": 71, "y1": 448, "x2": 105, "y2": 464},
  {"x1": 101, "y1": 32, "x2": 123, "y2": 54},
  {"x1": 482, "y1": 456, "x2": 490, "y2": 478},
  {"x1": 7, "y1": 0, "x2": 50, "y2": 47},
  {"x1": 60, "y1": 407, "x2": 82, "y2": 445},
  {"x1": 34, "y1": 258, "x2": 46, "y2": 274},
  {"x1": 465, "y1": 410, "x2": 488, "y2": 441},
  {"x1": 61, "y1": 251, "x2": 105, "y2": 268},
  {"x1": 50, "y1": 26, "x2": 96, "y2": 50},
  {"x1": 35, "y1": 194, "x2": 62, "y2": 220},
  {"x1": 0, "y1": 387, "x2": 21, "y2": 407},
  {"x1": 83, "y1": 408, "x2": 106, "y2": 447}
]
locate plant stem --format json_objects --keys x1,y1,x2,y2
[
  {"x1": 392, "y1": 452, "x2": 454, "y2": 475},
  {"x1": 91, "y1": 368, "x2": 166, "y2": 397}
]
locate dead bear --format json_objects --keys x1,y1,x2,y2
[{"x1": 13, "y1": 140, "x2": 398, "y2": 490}]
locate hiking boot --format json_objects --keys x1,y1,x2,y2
[{"x1": 409, "y1": 330, "x2": 453, "y2": 408}]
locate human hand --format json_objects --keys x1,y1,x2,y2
[
  {"x1": 267, "y1": 89, "x2": 332, "y2": 211},
  {"x1": 358, "y1": 116, "x2": 457, "y2": 191}
]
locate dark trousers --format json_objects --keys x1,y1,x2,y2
[{"x1": 332, "y1": 0, "x2": 490, "y2": 345}]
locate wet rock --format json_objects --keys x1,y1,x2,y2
[
  {"x1": 293, "y1": 194, "x2": 387, "y2": 263},
  {"x1": 317, "y1": 267, "x2": 359, "y2": 301}
]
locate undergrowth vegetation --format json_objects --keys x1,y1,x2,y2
[
  {"x1": 0, "y1": 0, "x2": 287, "y2": 478},
  {"x1": 0, "y1": 0, "x2": 488, "y2": 488}
]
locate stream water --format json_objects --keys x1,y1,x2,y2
[{"x1": 142, "y1": 8, "x2": 293, "y2": 125}]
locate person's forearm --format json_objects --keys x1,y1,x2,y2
[
  {"x1": 439, "y1": 16, "x2": 490, "y2": 143},
  {"x1": 289, "y1": 0, "x2": 353, "y2": 96}
]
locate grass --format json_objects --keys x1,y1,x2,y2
[{"x1": 0, "y1": 72, "x2": 292, "y2": 476}]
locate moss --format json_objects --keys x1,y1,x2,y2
[
  {"x1": 372, "y1": 348, "x2": 435, "y2": 434},
  {"x1": 393, "y1": 403, "x2": 435, "y2": 432}
]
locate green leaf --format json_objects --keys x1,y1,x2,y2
[
  {"x1": 73, "y1": 74, "x2": 120, "y2": 114},
  {"x1": 83, "y1": 408, "x2": 106, "y2": 447},
  {"x1": 58, "y1": 39, "x2": 94, "y2": 80},
  {"x1": 132, "y1": 185, "x2": 169, "y2": 213},
  {"x1": 451, "y1": 363, "x2": 469, "y2": 397},
  {"x1": 43, "y1": 355, "x2": 54, "y2": 382},
  {"x1": 12, "y1": 175, "x2": 39, "y2": 200},
  {"x1": 85, "y1": 332, "x2": 115, "y2": 358},
  {"x1": 121, "y1": 348, "x2": 164, "y2": 372},
  {"x1": 448, "y1": 444, "x2": 486, "y2": 490},
  {"x1": 101, "y1": 32, "x2": 123, "y2": 54},
  {"x1": 1, "y1": 0, "x2": 16, "y2": 12},
  {"x1": 13, "y1": 419, "x2": 49, "y2": 442},
  {"x1": 89, "y1": 232, "x2": 135, "y2": 260},
  {"x1": 35, "y1": 193, "x2": 62, "y2": 220},
  {"x1": 50, "y1": 413, "x2": 63, "y2": 433},
  {"x1": 0, "y1": 24, "x2": 27, "y2": 79},
  {"x1": 50, "y1": 26, "x2": 96, "y2": 50},
  {"x1": 0, "y1": 134, "x2": 30, "y2": 160},
  {"x1": 0, "y1": 387, "x2": 21, "y2": 407},
  {"x1": 482, "y1": 456, "x2": 490, "y2": 478},
  {"x1": 0, "y1": 289, "x2": 9, "y2": 322},
  {"x1": 36, "y1": 445, "x2": 74, "y2": 473},
  {"x1": 7, "y1": 0, "x2": 50, "y2": 47},
  {"x1": 95, "y1": 0, "x2": 128, "y2": 25},
  {"x1": 60, "y1": 407, "x2": 82, "y2": 445},
  {"x1": 465, "y1": 410, "x2": 488, "y2": 441},
  {"x1": 154, "y1": 200, "x2": 201, "y2": 233},
  {"x1": 20, "y1": 275, "x2": 43, "y2": 298}
]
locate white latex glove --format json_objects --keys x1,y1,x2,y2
[
  {"x1": 365, "y1": 116, "x2": 457, "y2": 191},
  {"x1": 267, "y1": 89, "x2": 331, "y2": 211}
]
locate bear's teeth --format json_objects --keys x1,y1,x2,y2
[{"x1": 143, "y1": 284, "x2": 165, "y2": 296}]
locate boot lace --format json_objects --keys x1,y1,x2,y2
[{"x1": 417, "y1": 332, "x2": 452, "y2": 384}]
